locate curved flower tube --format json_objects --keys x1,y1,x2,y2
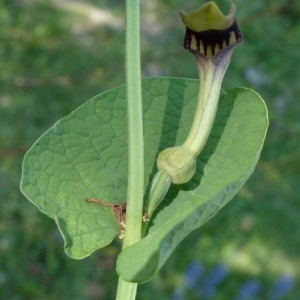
[
  {"x1": 157, "y1": 1, "x2": 243, "y2": 184},
  {"x1": 145, "y1": 1, "x2": 242, "y2": 219}
]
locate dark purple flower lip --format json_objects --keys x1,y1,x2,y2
[
  {"x1": 180, "y1": 2, "x2": 243, "y2": 59},
  {"x1": 183, "y1": 19, "x2": 243, "y2": 59}
]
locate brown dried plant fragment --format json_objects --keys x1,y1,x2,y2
[{"x1": 85, "y1": 198, "x2": 127, "y2": 239}]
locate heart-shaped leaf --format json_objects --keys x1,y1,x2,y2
[{"x1": 21, "y1": 77, "x2": 268, "y2": 267}]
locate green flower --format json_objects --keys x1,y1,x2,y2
[
  {"x1": 146, "y1": 2, "x2": 243, "y2": 218},
  {"x1": 157, "y1": 2, "x2": 242, "y2": 184}
]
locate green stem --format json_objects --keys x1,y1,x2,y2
[
  {"x1": 116, "y1": 0, "x2": 143, "y2": 299},
  {"x1": 123, "y1": 0, "x2": 143, "y2": 249},
  {"x1": 116, "y1": 279, "x2": 137, "y2": 300}
]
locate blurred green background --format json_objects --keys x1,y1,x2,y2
[{"x1": 1, "y1": 0, "x2": 299, "y2": 299}]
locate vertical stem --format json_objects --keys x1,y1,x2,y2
[
  {"x1": 124, "y1": 0, "x2": 143, "y2": 250},
  {"x1": 116, "y1": 0, "x2": 143, "y2": 299}
]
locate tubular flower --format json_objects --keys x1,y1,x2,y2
[{"x1": 157, "y1": 1, "x2": 243, "y2": 184}]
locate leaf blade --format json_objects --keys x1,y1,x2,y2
[{"x1": 20, "y1": 78, "x2": 268, "y2": 267}]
